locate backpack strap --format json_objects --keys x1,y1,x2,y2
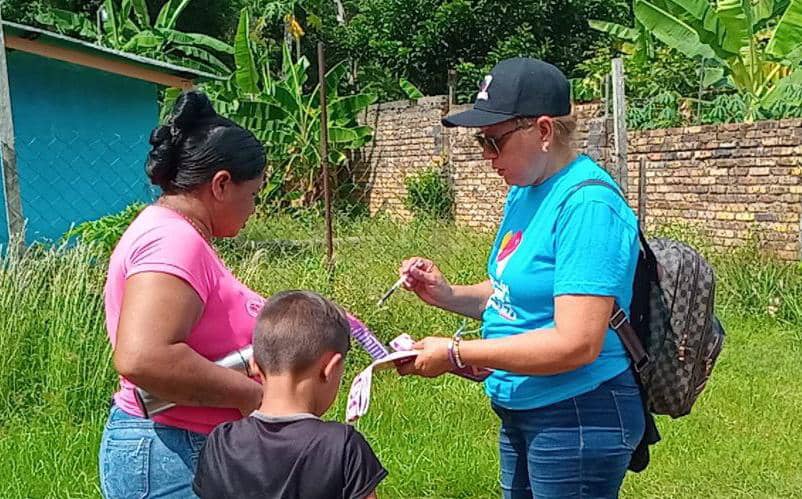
[
  {"x1": 611, "y1": 303, "x2": 651, "y2": 373},
  {"x1": 554, "y1": 178, "x2": 652, "y2": 373},
  {"x1": 554, "y1": 179, "x2": 651, "y2": 251}
]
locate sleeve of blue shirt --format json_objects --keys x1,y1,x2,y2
[{"x1": 553, "y1": 190, "x2": 638, "y2": 298}]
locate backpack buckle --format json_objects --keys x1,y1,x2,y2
[
  {"x1": 610, "y1": 308, "x2": 628, "y2": 330},
  {"x1": 633, "y1": 354, "x2": 651, "y2": 373}
]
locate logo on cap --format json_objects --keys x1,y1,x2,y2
[{"x1": 476, "y1": 75, "x2": 493, "y2": 101}]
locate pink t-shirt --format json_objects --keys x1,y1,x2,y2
[{"x1": 104, "y1": 205, "x2": 265, "y2": 434}]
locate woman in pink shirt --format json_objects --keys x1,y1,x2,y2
[{"x1": 99, "y1": 91, "x2": 268, "y2": 498}]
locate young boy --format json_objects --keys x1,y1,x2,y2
[{"x1": 192, "y1": 290, "x2": 387, "y2": 499}]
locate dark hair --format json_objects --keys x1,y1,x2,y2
[
  {"x1": 253, "y1": 290, "x2": 351, "y2": 375},
  {"x1": 146, "y1": 91, "x2": 265, "y2": 193}
]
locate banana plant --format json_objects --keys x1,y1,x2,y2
[
  {"x1": 399, "y1": 78, "x2": 424, "y2": 100},
  {"x1": 205, "y1": 9, "x2": 376, "y2": 207},
  {"x1": 36, "y1": 0, "x2": 233, "y2": 75},
  {"x1": 592, "y1": 0, "x2": 802, "y2": 121},
  {"x1": 589, "y1": 19, "x2": 656, "y2": 64}
]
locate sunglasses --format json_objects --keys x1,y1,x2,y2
[{"x1": 473, "y1": 118, "x2": 533, "y2": 159}]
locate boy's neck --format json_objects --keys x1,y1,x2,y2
[{"x1": 256, "y1": 374, "x2": 323, "y2": 417}]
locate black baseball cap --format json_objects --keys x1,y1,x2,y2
[{"x1": 442, "y1": 58, "x2": 571, "y2": 128}]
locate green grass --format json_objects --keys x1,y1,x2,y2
[{"x1": 1, "y1": 216, "x2": 801, "y2": 498}]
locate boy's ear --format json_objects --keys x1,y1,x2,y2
[{"x1": 322, "y1": 352, "x2": 344, "y2": 381}]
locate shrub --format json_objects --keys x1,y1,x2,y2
[
  {"x1": 61, "y1": 202, "x2": 145, "y2": 253},
  {"x1": 404, "y1": 166, "x2": 454, "y2": 222}
]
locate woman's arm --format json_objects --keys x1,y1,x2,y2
[
  {"x1": 113, "y1": 272, "x2": 262, "y2": 415},
  {"x1": 399, "y1": 257, "x2": 493, "y2": 320},
  {"x1": 435, "y1": 281, "x2": 493, "y2": 320},
  {"x1": 399, "y1": 294, "x2": 613, "y2": 377},
  {"x1": 460, "y1": 294, "x2": 612, "y2": 374}
]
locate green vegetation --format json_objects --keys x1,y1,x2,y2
[{"x1": 1, "y1": 215, "x2": 799, "y2": 497}]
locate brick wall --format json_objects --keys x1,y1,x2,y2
[
  {"x1": 627, "y1": 120, "x2": 802, "y2": 260},
  {"x1": 356, "y1": 96, "x2": 449, "y2": 220},
  {"x1": 360, "y1": 97, "x2": 802, "y2": 260},
  {"x1": 361, "y1": 99, "x2": 609, "y2": 226}
]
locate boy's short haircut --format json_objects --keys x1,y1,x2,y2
[{"x1": 253, "y1": 290, "x2": 351, "y2": 374}]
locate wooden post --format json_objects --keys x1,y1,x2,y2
[
  {"x1": 447, "y1": 69, "x2": 456, "y2": 108},
  {"x1": 697, "y1": 58, "x2": 705, "y2": 125},
  {"x1": 611, "y1": 58, "x2": 628, "y2": 195},
  {"x1": 0, "y1": 11, "x2": 25, "y2": 243},
  {"x1": 318, "y1": 42, "x2": 334, "y2": 270},
  {"x1": 638, "y1": 157, "x2": 647, "y2": 225}
]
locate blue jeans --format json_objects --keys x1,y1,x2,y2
[
  {"x1": 492, "y1": 369, "x2": 645, "y2": 499},
  {"x1": 99, "y1": 405, "x2": 207, "y2": 499}
]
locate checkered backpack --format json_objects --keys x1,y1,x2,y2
[{"x1": 562, "y1": 180, "x2": 726, "y2": 418}]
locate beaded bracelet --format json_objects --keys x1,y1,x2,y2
[{"x1": 450, "y1": 331, "x2": 467, "y2": 369}]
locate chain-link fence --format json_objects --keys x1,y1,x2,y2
[
  {"x1": 225, "y1": 210, "x2": 493, "y2": 352},
  {"x1": 4, "y1": 131, "x2": 156, "y2": 244}
]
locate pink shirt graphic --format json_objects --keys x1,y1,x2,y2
[{"x1": 104, "y1": 205, "x2": 264, "y2": 434}]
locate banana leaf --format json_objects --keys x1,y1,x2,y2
[
  {"x1": 131, "y1": 0, "x2": 150, "y2": 28},
  {"x1": 156, "y1": 0, "x2": 192, "y2": 29},
  {"x1": 234, "y1": 9, "x2": 259, "y2": 96},
  {"x1": 308, "y1": 61, "x2": 352, "y2": 108},
  {"x1": 400, "y1": 78, "x2": 424, "y2": 99},
  {"x1": 716, "y1": 0, "x2": 753, "y2": 54},
  {"x1": 325, "y1": 61, "x2": 350, "y2": 93},
  {"x1": 328, "y1": 94, "x2": 377, "y2": 118},
  {"x1": 166, "y1": 0, "x2": 193, "y2": 29},
  {"x1": 328, "y1": 127, "x2": 360, "y2": 143},
  {"x1": 767, "y1": 0, "x2": 802, "y2": 59},
  {"x1": 663, "y1": 0, "x2": 733, "y2": 58},
  {"x1": 282, "y1": 50, "x2": 311, "y2": 96},
  {"x1": 163, "y1": 52, "x2": 223, "y2": 76},
  {"x1": 36, "y1": 8, "x2": 98, "y2": 38},
  {"x1": 160, "y1": 87, "x2": 183, "y2": 121},
  {"x1": 703, "y1": 66, "x2": 727, "y2": 86},
  {"x1": 753, "y1": 0, "x2": 776, "y2": 24},
  {"x1": 119, "y1": 0, "x2": 133, "y2": 29},
  {"x1": 161, "y1": 28, "x2": 234, "y2": 54},
  {"x1": 103, "y1": 0, "x2": 120, "y2": 46},
  {"x1": 635, "y1": 0, "x2": 717, "y2": 59},
  {"x1": 169, "y1": 45, "x2": 231, "y2": 74},
  {"x1": 762, "y1": 67, "x2": 802, "y2": 106},
  {"x1": 588, "y1": 19, "x2": 640, "y2": 41},
  {"x1": 122, "y1": 31, "x2": 162, "y2": 51}
]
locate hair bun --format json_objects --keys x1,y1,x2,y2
[
  {"x1": 145, "y1": 125, "x2": 179, "y2": 188},
  {"x1": 170, "y1": 91, "x2": 218, "y2": 132}
]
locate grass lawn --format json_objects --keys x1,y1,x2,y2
[{"x1": 1, "y1": 215, "x2": 800, "y2": 498}]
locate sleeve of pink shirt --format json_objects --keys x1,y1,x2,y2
[{"x1": 125, "y1": 224, "x2": 216, "y2": 303}]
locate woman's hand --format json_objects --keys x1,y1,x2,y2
[
  {"x1": 397, "y1": 336, "x2": 453, "y2": 378},
  {"x1": 399, "y1": 258, "x2": 453, "y2": 308},
  {"x1": 238, "y1": 383, "x2": 264, "y2": 416}
]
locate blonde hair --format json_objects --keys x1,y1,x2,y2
[{"x1": 552, "y1": 114, "x2": 577, "y2": 149}]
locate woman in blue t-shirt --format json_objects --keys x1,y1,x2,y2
[{"x1": 398, "y1": 58, "x2": 645, "y2": 498}]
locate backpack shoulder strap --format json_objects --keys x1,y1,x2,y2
[
  {"x1": 556, "y1": 178, "x2": 627, "y2": 212},
  {"x1": 554, "y1": 178, "x2": 652, "y2": 257}
]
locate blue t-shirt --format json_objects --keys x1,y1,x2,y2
[{"x1": 482, "y1": 154, "x2": 640, "y2": 410}]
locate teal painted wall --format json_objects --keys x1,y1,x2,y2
[{"x1": 2, "y1": 51, "x2": 160, "y2": 244}]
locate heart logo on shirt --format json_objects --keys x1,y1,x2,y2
[
  {"x1": 246, "y1": 298, "x2": 264, "y2": 318},
  {"x1": 496, "y1": 230, "x2": 522, "y2": 277}
]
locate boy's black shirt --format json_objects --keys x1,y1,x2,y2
[{"x1": 192, "y1": 412, "x2": 387, "y2": 499}]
